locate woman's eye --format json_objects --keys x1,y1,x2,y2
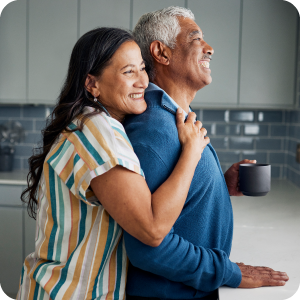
[
  {"x1": 141, "y1": 66, "x2": 146, "y2": 71},
  {"x1": 124, "y1": 70, "x2": 133, "y2": 74}
]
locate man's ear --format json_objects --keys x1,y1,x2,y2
[
  {"x1": 85, "y1": 74, "x2": 99, "y2": 97},
  {"x1": 149, "y1": 41, "x2": 171, "y2": 66}
]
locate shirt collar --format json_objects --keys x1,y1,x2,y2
[{"x1": 145, "y1": 82, "x2": 191, "y2": 117}]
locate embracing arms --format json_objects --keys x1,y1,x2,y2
[{"x1": 90, "y1": 109, "x2": 209, "y2": 246}]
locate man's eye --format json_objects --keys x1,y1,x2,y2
[{"x1": 194, "y1": 38, "x2": 201, "y2": 41}]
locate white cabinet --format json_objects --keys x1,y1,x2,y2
[
  {"x1": 24, "y1": 209, "x2": 36, "y2": 258},
  {"x1": 239, "y1": 0, "x2": 298, "y2": 108},
  {"x1": 80, "y1": 0, "x2": 131, "y2": 36},
  {"x1": 132, "y1": 0, "x2": 185, "y2": 29},
  {"x1": 28, "y1": 0, "x2": 78, "y2": 104},
  {"x1": 0, "y1": 184, "x2": 36, "y2": 298},
  {"x1": 187, "y1": 0, "x2": 241, "y2": 107},
  {"x1": 0, "y1": 0, "x2": 27, "y2": 103},
  {"x1": 0, "y1": 207, "x2": 23, "y2": 297}
]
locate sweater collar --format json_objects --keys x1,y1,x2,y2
[{"x1": 145, "y1": 83, "x2": 191, "y2": 117}]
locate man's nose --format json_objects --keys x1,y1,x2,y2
[{"x1": 204, "y1": 42, "x2": 214, "y2": 56}]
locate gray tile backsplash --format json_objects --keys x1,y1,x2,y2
[
  {"x1": 0, "y1": 104, "x2": 49, "y2": 171},
  {"x1": 0, "y1": 104, "x2": 299, "y2": 187},
  {"x1": 199, "y1": 108, "x2": 299, "y2": 183}
]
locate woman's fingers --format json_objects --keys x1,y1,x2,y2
[{"x1": 176, "y1": 107, "x2": 185, "y2": 127}]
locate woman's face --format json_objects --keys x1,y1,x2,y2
[{"x1": 94, "y1": 41, "x2": 149, "y2": 121}]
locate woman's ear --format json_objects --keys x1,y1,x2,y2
[
  {"x1": 85, "y1": 74, "x2": 99, "y2": 97},
  {"x1": 149, "y1": 41, "x2": 171, "y2": 66}
]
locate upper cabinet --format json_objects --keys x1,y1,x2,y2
[
  {"x1": 132, "y1": 0, "x2": 185, "y2": 29},
  {"x1": 187, "y1": 0, "x2": 241, "y2": 107},
  {"x1": 0, "y1": 0, "x2": 298, "y2": 108},
  {"x1": 239, "y1": 0, "x2": 298, "y2": 108},
  {"x1": 0, "y1": 0, "x2": 27, "y2": 103},
  {"x1": 80, "y1": 0, "x2": 130, "y2": 36},
  {"x1": 28, "y1": 0, "x2": 77, "y2": 104}
]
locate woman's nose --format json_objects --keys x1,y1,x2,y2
[{"x1": 136, "y1": 71, "x2": 149, "y2": 90}]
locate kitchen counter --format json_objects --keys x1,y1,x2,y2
[
  {"x1": 0, "y1": 170, "x2": 28, "y2": 185},
  {"x1": 219, "y1": 179, "x2": 300, "y2": 300}
]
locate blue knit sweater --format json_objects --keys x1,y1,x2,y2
[{"x1": 123, "y1": 83, "x2": 242, "y2": 299}]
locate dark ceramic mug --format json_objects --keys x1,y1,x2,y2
[{"x1": 239, "y1": 164, "x2": 271, "y2": 196}]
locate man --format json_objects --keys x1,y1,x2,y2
[{"x1": 123, "y1": 6, "x2": 289, "y2": 300}]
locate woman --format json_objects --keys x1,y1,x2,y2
[{"x1": 17, "y1": 27, "x2": 209, "y2": 300}]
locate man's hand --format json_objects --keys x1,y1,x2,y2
[
  {"x1": 237, "y1": 262, "x2": 289, "y2": 288},
  {"x1": 224, "y1": 159, "x2": 256, "y2": 196}
]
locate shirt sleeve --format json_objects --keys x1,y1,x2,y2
[
  {"x1": 47, "y1": 113, "x2": 144, "y2": 206},
  {"x1": 123, "y1": 143, "x2": 242, "y2": 292}
]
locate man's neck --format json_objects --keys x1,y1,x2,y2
[{"x1": 152, "y1": 76, "x2": 197, "y2": 114}]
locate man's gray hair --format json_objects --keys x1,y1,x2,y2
[{"x1": 133, "y1": 6, "x2": 194, "y2": 81}]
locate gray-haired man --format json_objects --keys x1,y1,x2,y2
[{"x1": 123, "y1": 6, "x2": 289, "y2": 300}]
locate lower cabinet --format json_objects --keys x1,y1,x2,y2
[
  {"x1": 0, "y1": 207, "x2": 23, "y2": 298},
  {"x1": 0, "y1": 184, "x2": 36, "y2": 298}
]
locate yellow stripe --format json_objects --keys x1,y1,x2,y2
[
  {"x1": 68, "y1": 193, "x2": 80, "y2": 257},
  {"x1": 113, "y1": 129, "x2": 133, "y2": 149},
  {"x1": 39, "y1": 162, "x2": 52, "y2": 259},
  {"x1": 63, "y1": 207, "x2": 98, "y2": 298},
  {"x1": 59, "y1": 151, "x2": 75, "y2": 182},
  {"x1": 74, "y1": 164, "x2": 89, "y2": 196},
  {"x1": 86, "y1": 210, "x2": 110, "y2": 299},
  {"x1": 85, "y1": 117, "x2": 119, "y2": 163},
  {"x1": 106, "y1": 235, "x2": 122, "y2": 300},
  {"x1": 63, "y1": 131, "x2": 98, "y2": 170}
]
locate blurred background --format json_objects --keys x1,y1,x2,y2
[{"x1": 0, "y1": 0, "x2": 299, "y2": 298}]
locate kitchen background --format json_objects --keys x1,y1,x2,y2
[{"x1": 0, "y1": 0, "x2": 299, "y2": 298}]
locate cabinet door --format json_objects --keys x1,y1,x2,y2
[
  {"x1": 132, "y1": 0, "x2": 185, "y2": 29},
  {"x1": 0, "y1": 207, "x2": 23, "y2": 297},
  {"x1": 187, "y1": 0, "x2": 241, "y2": 107},
  {"x1": 0, "y1": 0, "x2": 27, "y2": 103},
  {"x1": 24, "y1": 209, "x2": 36, "y2": 258},
  {"x1": 0, "y1": 185, "x2": 23, "y2": 206},
  {"x1": 239, "y1": 0, "x2": 298, "y2": 108},
  {"x1": 28, "y1": 0, "x2": 77, "y2": 105},
  {"x1": 80, "y1": 0, "x2": 131, "y2": 36}
]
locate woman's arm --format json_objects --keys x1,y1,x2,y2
[{"x1": 90, "y1": 108, "x2": 209, "y2": 246}]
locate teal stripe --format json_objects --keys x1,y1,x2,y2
[
  {"x1": 55, "y1": 175, "x2": 65, "y2": 261},
  {"x1": 48, "y1": 167, "x2": 58, "y2": 260},
  {"x1": 118, "y1": 152, "x2": 139, "y2": 164},
  {"x1": 74, "y1": 153, "x2": 81, "y2": 166},
  {"x1": 113, "y1": 127, "x2": 132, "y2": 145},
  {"x1": 66, "y1": 173, "x2": 74, "y2": 190},
  {"x1": 113, "y1": 239, "x2": 124, "y2": 299},
  {"x1": 47, "y1": 140, "x2": 66, "y2": 165},
  {"x1": 92, "y1": 216, "x2": 115, "y2": 298},
  {"x1": 36, "y1": 261, "x2": 60, "y2": 285},
  {"x1": 33, "y1": 281, "x2": 40, "y2": 300},
  {"x1": 109, "y1": 118, "x2": 123, "y2": 129},
  {"x1": 20, "y1": 265, "x2": 25, "y2": 286},
  {"x1": 51, "y1": 140, "x2": 71, "y2": 169},
  {"x1": 68, "y1": 123, "x2": 105, "y2": 165},
  {"x1": 50, "y1": 200, "x2": 87, "y2": 299},
  {"x1": 38, "y1": 287, "x2": 45, "y2": 300}
]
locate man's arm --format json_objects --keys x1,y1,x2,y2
[
  {"x1": 124, "y1": 228, "x2": 241, "y2": 292},
  {"x1": 124, "y1": 143, "x2": 242, "y2": 292},
  {"x1": 124, "y1": 144, "x2": 289, "y2": 291}
]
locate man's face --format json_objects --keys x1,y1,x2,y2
[{"x1": 170, "y1": 17, "x2": 214, "y2": 91}]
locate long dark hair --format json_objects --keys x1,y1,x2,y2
[{"x1": 21, "y1": 27, "x2": 135, "y2": 219}]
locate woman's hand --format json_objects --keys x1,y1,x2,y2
[{"x1": 176, "y1": 108, "x2": 210, "y2": 162}]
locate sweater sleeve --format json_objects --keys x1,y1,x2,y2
[{"x1": 124, "y1": 143, "x2": 242, "y2": 292}]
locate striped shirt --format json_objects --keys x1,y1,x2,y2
[{"x1": 17, "y1": 107, "x2": 144, "y2": 300}]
